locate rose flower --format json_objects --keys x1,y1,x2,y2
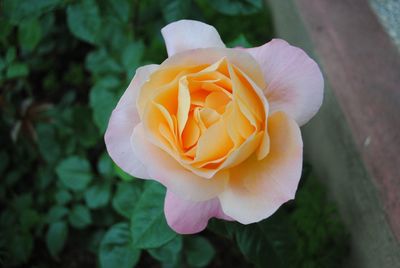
[{"x1": 105, "y1": 20, "x2": 323, "y2": 234}]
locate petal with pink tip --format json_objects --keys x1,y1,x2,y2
[
  {"x1": 164, "y1": 190, "x2": 232, "y2": 234},
  {"x1": 219, "y1": 112, "x2": 303, "y2": 224},
  {"x1": 245, "y1": 39, "x2": 324, "y2": 126},
  {"x1": 104, "y1": 64, "x2": 159, "y2": 179},
  {"x1": 161, "y1": 20, "x2": 225, "y2": 56},
  {"x1": 131, "y1": 123, "x2": 229, "y2": 201}
]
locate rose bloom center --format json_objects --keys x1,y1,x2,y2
[{"x1": 137, "y1": 57, "x2": 269, "y2": 179}]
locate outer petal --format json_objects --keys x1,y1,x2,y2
[
  {"x1": 219, "y1": 111, "x2": 303, "y2": 224},
  {"x1": 161, "y1": 20, "x2": 225, "y2": 56},
  {"x1": 131, "y1": 123, "x2": 229, "y2": 201},
  {"x1": 164, "y1": 191, "x2": 232, "y2": 234},
  {"x1": 105, "y1": 64, "x2": 159, "y2": 179},
  {"x1": 245, "y1": 39, "x2": 324, "y2": 126}
]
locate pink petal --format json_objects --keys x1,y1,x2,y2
[
  {"x1": 104, "y1": 64, "x2": 158, "y2": 179},
  {"x1": 219, "y1": 112, "x2": 303, "y2": 224},
  {"x1": 164, "y1": 190, "x2": 232, "y2": 234},
  {"x1": 131, "y1": 123, "x2": 229, "y2": 201},
  {"x1": 161, "y1": 20, "x2": 225, "y2": 56},
  {"x1": 245, "y1": 39, "x2": 324, "y2": 126}
]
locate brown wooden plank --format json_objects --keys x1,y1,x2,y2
[{"x1": 294, "y1": 0, "x2": 400, "y2": 239}]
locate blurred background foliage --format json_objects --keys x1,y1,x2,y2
[{"x1": 0, "y1": 0, "x2": 348, "y2": 267}]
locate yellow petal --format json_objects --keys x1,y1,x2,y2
[
  {"x1": 194, "y1": 119, "x2": 233, "y2": 163},
  {"x1": 199, "y1": 108, "x2": 221, "y2": 128},
  {"x1": 182, "y1": 116, "x2": 200, "y2": 149},
  {"x1": 205, "y1": 91, "x2": 231, "y2": 113},
  {"x1": 177, "y1": 77, "x2": 191, "y2": 135}
]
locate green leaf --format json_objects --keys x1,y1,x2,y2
[
  {"x1": 121, "y1": 41, "x2": 144, "y2": 78},
  {"x1": 148, "y1": 235, "x2": 182, "y2": 265},
  {"x1": 55, "y1": 190, "x2": 72, "y2": 205},
  {"x1": 227, "y1": 34, "x2": 252, "y2": 48},
  {"x1": 114, "y1": 164, "x2": 134, "y2": 181},
  {"x1": 3, "y1": 0, "x2": 62, "y2": 24},
  {"x1": 86, "y1": 49, "x2": 122, "y2": 75},
  {"x1": 0, "y1": 57, "x2": 5, "y2": 73},
  {"x1": 12, "y1": 194, "x2": 32, "y2": 211},
  {"x1": 99, "y1": 223, "x2": 140, "y2": 268},
  {"x1": 207, "y1": 219, "x2": 238, "y2": 239},
  {"x1": 20, "y1": 209, "x2": 40, "y2": 231},
  {"x1": 46, "y1": 206, "x2": 69, "y2": 223},
  {"x1": 108, "y1": 0, "x2": 131, "y2": 22},
  {"x1": 6, "y1": 63, "x2": 29, "y2": 79},
  {"x1": 160, "y1": 0, "x2": 191, "y2": 22},
  {"x1": 72, "y1": 106, "x2": 100, "y2": 148},
  {"x1": 5, "y1": 47, "x2": 16, "y2": 64},
  {"x1": 36, "y1": 123, "x2": 61, "y2": 164},
  {"x1": 56, "y1": 156, "x2": 92, "y2": 191},
  {"x1": 18, "y1": 18, "x2": 42, "y2": 51},
  {"x1": 0, "y1": 17, "x2": 13, "y2": 42},
  {"x1": 68, "y1": 204, "x2": 92, "y2": 229},
  {"x1": 37, "y1": 167, "x2": 53, "y2": 190},
  {"x1": 130, "y1": 181, "x2": 176, "y2": 249},
  {"x1": 89, "y1": 83, "x2": 119, "y2": 133},
  {"x1": 236, "y1": 224, "x2": 281, "y2": 267},
  {"x1": 66, "y1": 0, "x2": 102, "y2": 44},
  {"x1": 98, "y1": 153, "x2": 114, "y2": 178},
  {"x1": 9, "y1": 232, "x2": 33, "y2": 265},
  {"x1": 46, "y1": 221, "x2": 68, "y2": 258},
  {"x1": 112, "y1": 181, "x2": 142, "y2": 218},
  {"x1": 209, "y1": 0, "x2": 263, "y2": 15},
  {"x1": 185, "y1": 236, "x2": 215, "y2": 267},
  {"x1": 84, "y1": 182, "x2": 111, "y2": 209}
]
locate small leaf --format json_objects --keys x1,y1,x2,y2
[
  {"x1": 68, "y1": 204, "x2": 92, "y2": 229},
  {"x1": 46, "y1": 206, "x2": 69, "y2": 223},
  {"x1": 3, "y1": 0, "x2": 62, "y2": 24},
  {"x1": 114, "y1": 164, "x2": 134, "y2": 181},
  {"x1": 46, "y1": 221, "x2": 68, "y2": 258},
  {"x1": 55, "y1": 190, "x2": 72, "y2": 205},
  {"x1": 56, "y1": 156, "x2": 92, "y2": 191},
  {"x1": 209, "y1": 0, "x2": 263, "y2": 15},
  {"x1": 130, "y1": 181, "x2": 176, "y2": 249},
  {"x1": 20, "y1": 209, "x2": 40, "y2": 231},
  {"x1": 66, "y1": 0, "x2": 102, "y2": 44},
  {"x1": 5, "y1": 47, "x2": 16, "y2": 64},
  {"x1": 112, "y1": 181, "x2": 142, "y2": 218},
  {"x1": 86, "y1": 49, "x2": 122, "y2": 75},
  {"x1": 6, "y1": 63, "x2": 29, "y2": 79},
  {"x1": 121, "y1": 41, "x2": 144, "y2": 78},
  {"x1": 36, "y1": 123, "x2": 61, "y2": 164},
  {"x1": 236, "y1": 219, "x2": 284, "y2": 268},
  {"x1": 148, "y1": 235, "x2": 182, "y2": 265},
  {"x1": 18, "y1": 18, "x2": 42, "y2": 50},
  {"x1": 89, "y1": 83, "x2": 119, "y2": 133},
  {"x1": 227, "y1": 34, "x2": 252, "y2": 48},
  {"x1": 108, "y1": 0, "x2": 131, "y2": 22},
  {"x1": 72, "y1": 106, "x2": 99, "y2": 148},
  {"x1": 84, "y1": 182, "x2": 111, "y2": 209},
  {"x1": 99, "y1": 223, "x2": 140, "y2": 268},
  {"x1": 9, "y1": 232, "x2": 33, "y2": 264},
  {"x1": 160, "y1": 0, "x2": 191, "y2": 22},
  {"x1": 185, "y1": 236, "x2": 215, "y2": 268},
  {"x1": 97, "y1": 153, "x2": 114, "y2": 179}
]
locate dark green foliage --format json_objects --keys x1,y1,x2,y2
[
  {"x1": 99, "y1": 223, "x2": 140, "y2": 268},
  {"x1": 0, "y1": 0, "x2": 347, "y2": 267},
  {"x1": 130, "y1": 181, "x2": 176, "y2": 249}
]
